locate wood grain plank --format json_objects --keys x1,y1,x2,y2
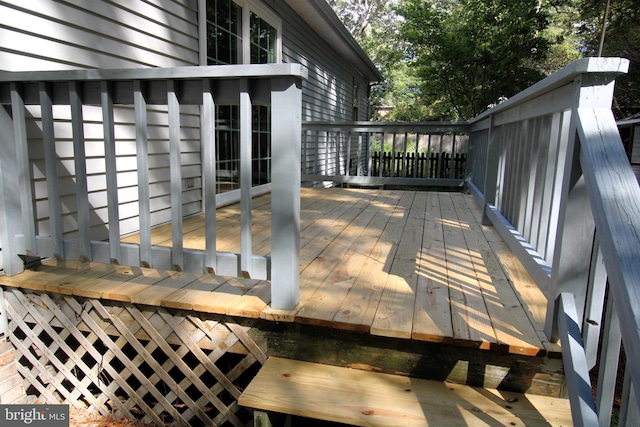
[
  {"x1": 413, "y1": 191, "x2": 454, "y2": 342},
  {"x1": 159, "y1": 274, "x2": 229, "y2": 310},
  {"x1": 68, "y1": 265, "x2": 143, "y2": 300},
  {"x1": 452, "y1": 193, "x2": 543, "y2": 355},
  {"x1": 189, "y1": 277, "x2": 261, "y2": 315},
  {"x1": 439, "y1": 193, "x2": 496, "y2": 347},
  {"x1": 0, "y1": 259, "x2": 89, "y2": 291},
  {"x1": 260, "y1": 193, "x2": 374, "y2": 322},
  {"x1": 128, "y1": 271, "x2": 199, "y2": 306},
  {"x1": 371, "y1": 191, "x2": 420, "y2": 339},
  {"x1": 99, "y1": 267, "x2": 180, "y2": 301},
  {"x1": 296, "y1": 194, "x2": 382, "y2": 326},
  {"x1": 225, "y1": 280, "x2": 270, "y2": 318},
  {"x1": 239, "y1": 357, "x2": 573, "y2": 427},
  {"x1": 332, "y1": 192, "x2": 404, "y2": 331},
  {"x1": 45, "y1": 262, "x2": 120, "y2": 295}
]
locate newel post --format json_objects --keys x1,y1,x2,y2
[{"x1": 270, "y1": 76, "x2": 302, "y2": 310}]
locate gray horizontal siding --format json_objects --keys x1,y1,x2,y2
[
  {"x1": 1, "y1": 0, "x2": 201, "y2": 246},
  {"x1": 265, "y1": 1, "x2": 370, "y2": 122},
  {"x1": 0, "y1": 0, "x2": 198, "y2": 70},
  {"x1": 266, "y1": 0, "x2": 372, "y2": 187}
]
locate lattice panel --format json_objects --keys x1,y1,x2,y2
[{"x1": 4, "y1": 288, "x2": 266, "y2": 426}]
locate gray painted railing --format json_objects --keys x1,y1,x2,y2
[
  {"x1": 301, "y1": 121, "x2": 469, "y2": 188},
  {"x1": 467, "y1": 57, "x2": 639, "y2": 426},
  {"x1": 0, "y1": 64, "x2": 306, "y2": 310}
]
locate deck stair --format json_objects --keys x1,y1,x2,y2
[{"x1": 238, "y1": 357, "x2": 573, "y2": 426}]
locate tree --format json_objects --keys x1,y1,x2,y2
[
  {"x1": 328, "y1": 0, "x2": 420, "y2": 120},
  {"x1": 398, "y1": 0, "x2": 551, "y2": 120},
  {"x1": 577, "y1": 0, "x2": 640, "y2": 118}
]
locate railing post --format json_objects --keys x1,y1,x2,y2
[
  {"x1": 270, "y1": 76, "x2": 302, "y2": 309},
  {"x1": 0, "y1": 104, "x2": 24, "y2": 276}
]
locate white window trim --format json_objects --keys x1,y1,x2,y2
[{"x1": 198, "y1": 0, "x2": 282, "y2": 65}]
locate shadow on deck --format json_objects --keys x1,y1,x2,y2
[{"x1": 0, "y1": 188, "x2": 570, "y2": 425}]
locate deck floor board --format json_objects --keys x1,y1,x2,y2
[{"x1": 1, "y1": 188, "x2": 554, "y2": 355}]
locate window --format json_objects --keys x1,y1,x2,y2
[
  {"x1": 206, "y1": 0, "x2": 242, "y2": 65},
  {"x1": 204, "y1": 0, "x2": 280, "y2": 193},
  {"x1": 250, "y1": 12, "x2": 277, "y2": 64},
  {"x1": 352, "y1": 80, "x2": 360, "y2": 121}
]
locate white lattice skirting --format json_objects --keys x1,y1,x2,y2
[{"x1": 3, "y1": 288, "x2": 266, "y2": 426}]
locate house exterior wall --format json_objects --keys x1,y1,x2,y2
[
  {"x1": 273, "y1": 1, "x2": 370, "y2": 122},
  {"x1": 0, "y1": 0, "x2": 202, "y2": 241},
  {"x1": 632, "y1": 124, "x2": 640, "y2": 184},
  {"x1": 0, "y1": 0, "x2": 373, "y2": 247}
]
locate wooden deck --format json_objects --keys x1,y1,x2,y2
[{"x1": 2, "y1": 188, "x2": 557, "y2": 356}]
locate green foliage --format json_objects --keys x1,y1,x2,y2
[
  {"x1": 577, "y1": 0, "x2": 640, "y2": 118},
  {"x1": 398, "y1": 0, "x2": 551, "y2": 120},
  {"x1": 330, "y1": 0, "x2": 638, "y2": 121}
]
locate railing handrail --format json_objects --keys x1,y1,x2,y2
[
  {"x1": 469, "y1": 57, "x2": 629, "y2": 125},
  {"x1": 467, "y1": 57, "x2": 639, "y2": 426},
  {"x1": 302, "y1": 121, "x2": 469, "y2": 133},
  {"x1": 0, "y1": 64, "x2": 305, "y2": 310},
  {"x1": 301, "y1": 121, "x2": 470, "y2": 188},
  {"x1": 0, "y1": 63, "x2": 308, "y2": 83}
]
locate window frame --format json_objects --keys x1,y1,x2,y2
[{"x1": 198, "y1": 0, "x2": 282, "y2": 65}]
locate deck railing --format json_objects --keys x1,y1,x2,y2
[
  {"x1": 0, "y1": 64, "x2": 306, "y2": 310},
  {"x1": 467, "y1": 57, "x2": 640, "y2": 426},
  {"x1": 301, "y1": 121, "x2": 469, "y2": 187}
]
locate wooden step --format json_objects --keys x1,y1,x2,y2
[{"x1": 238, "y1": 357, "x2": 573, "y2": 427}]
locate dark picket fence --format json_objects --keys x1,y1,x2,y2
[{"x1": 370, "y1": 151, "x2": 467, "y2": 179}]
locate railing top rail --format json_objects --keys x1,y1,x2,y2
[
  {"x1": 0, "y1": 63, "x2": 308, "y2": 83},
  {"x1": 469, "y1": 57, "x2": 629, "y2": 124},
  {"x1": 302, "y1": 121, "x2": 470, "y2": 133}
]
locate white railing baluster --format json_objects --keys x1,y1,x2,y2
[
  {"x1": 40, "y1": 82, "x2": 64, "y2": 259},
  {"x1": 100, "y1": 81, "x2": 121, "y2": 264},
  {"x1": 10, "y1": 83, "x2": 36, "y2": 254},
  {"x1": 558, "y1": 292, "x2": 599, "y2": 426},
  {"x1": 596, "y1": 295, "x2": 621, "y2": 427},
  {"x1": 619, "y1": 368, "x2": 640, "y2": 426},
  {"x1": 357, "y1": 133, "x2": 363, "y2": 177},
  {"x1": 544, "y1": 110, "x2": 572, "y2": 268},
  {"x1": 378, "y1": 135, "x2": 384, "y2": 177},
  {"x1": 0, "y1": 99, "x2": 24, "y2": 275},
  {"x1": 0, "y1": 288, "x2": 7, "y2": 340},
  {"x1": 344, "y1": 131, "x2": 351, "y2": 176},
  {"x1": 134, "y1": 81, "x2": 152, "y2": 268},
  {"x1": 270, "y1": 76, "x2": 301, "y2": 309},
  {"x1": 239, "y1": 78, "x2": 252, "y2": 277},
  {"x1": 69, "y1": 81, "x2": 91, "y2": 261},
  {"x1": 201, "y1": 78, "x2": 217, "y2": 274},
  {"x1": 0, "y1": 63, "x2": 307, "y2": 285},
  {"x1": 583, "y1": 234, "x2": 607, "y2": 369},
  {"x1": 167, "y1": 80, "x2": 184, "y2": 271}
]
